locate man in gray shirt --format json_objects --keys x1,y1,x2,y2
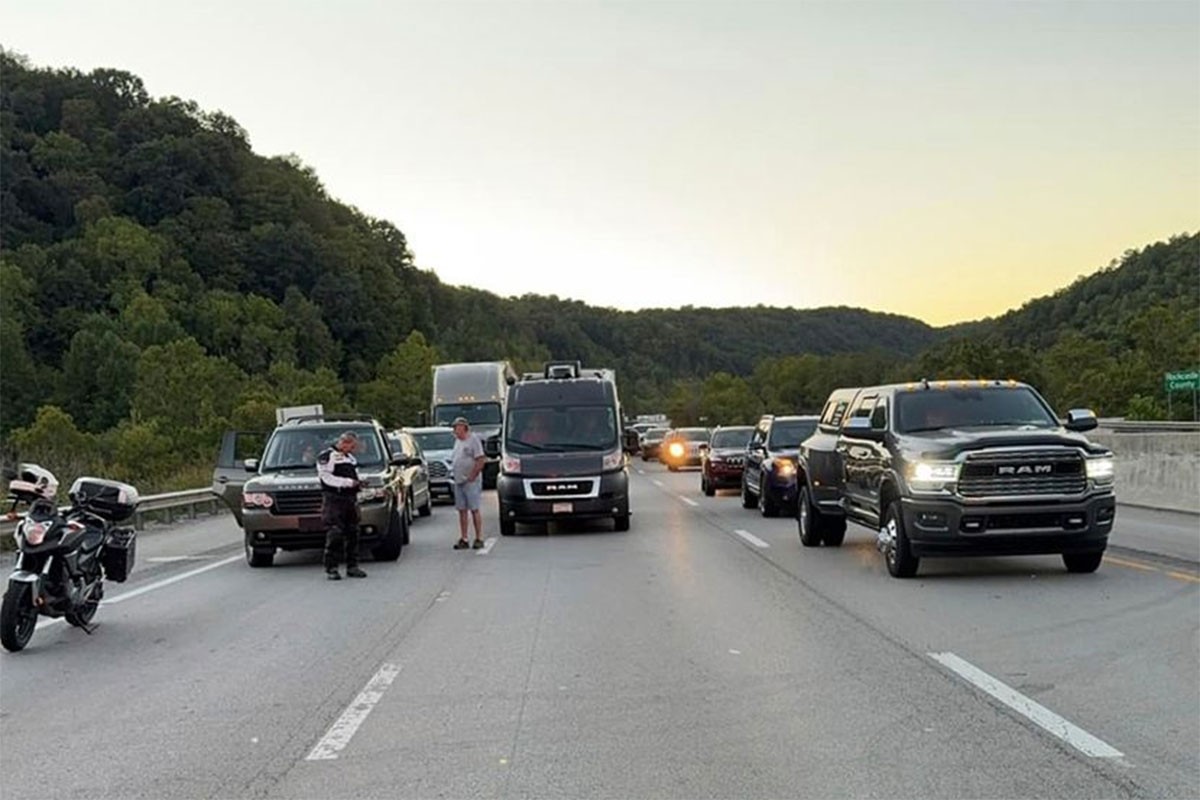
[{"x1": 450, "y1": 417, "x2": 487, "y2": 549}]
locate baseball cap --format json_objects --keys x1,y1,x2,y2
[{"x1": 452, "y1": 417, "x2": 470, "y2": 427}]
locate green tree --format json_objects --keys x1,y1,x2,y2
[
  {"x1": 60, "y1": 316, "x2": 141, "y2": 431},
  {"x1": 9, "y1": 406, "x2": 102, "y2": 492},
  {"x1": 357, "y1": 331, "x2": 439, "y2": 428}
]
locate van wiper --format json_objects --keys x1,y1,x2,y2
[
  {"x1": 509, "y1": 440, "x2": 554, "y2": 451},
  {"x1": 552, "y1": 442, "x2": 608, "y2": 451}
]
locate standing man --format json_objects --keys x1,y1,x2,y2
[
  {"x1": 450, "y1": 416, "x2": 487, "y2": 549},
  {"x1": 318, "y1": 431, "x2": 367, "y2": 580}
]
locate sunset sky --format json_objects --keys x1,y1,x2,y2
[{"x1": 3, "y1": 0, "x2": 1196, "y2": 326}]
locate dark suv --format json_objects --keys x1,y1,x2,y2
[
  {"x1": 741, "y1": 415, "x2": 819, "y2": 517},
  {"x1": 213, "y1": 415, "x2": 410, "y2": 567},
  {"x1": 796, "y1": 380, "x2": 1116, "y2": 577},
  {"x1": 700, "y1": 426, "x2": 754, "y2": 496}
]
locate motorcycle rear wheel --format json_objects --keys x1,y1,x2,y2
[{"x1": 1, "y1": 583, "x2": 38, "y2": 652}]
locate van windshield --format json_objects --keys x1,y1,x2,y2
[
  {"x1": 506, "y1": 406, "x2": 619, "y2": 453},
  {"x1": 433, "y1": 403, "x2": 502, "y2": 426}
]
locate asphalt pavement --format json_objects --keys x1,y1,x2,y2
[{"x1": 0, "y1": 466, "x2": 1196, "y2": 799}]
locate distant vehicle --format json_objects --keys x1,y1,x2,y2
[
  {"x1": 213, "y1": 413, "x2": 409, "y2": 567},
  {"x1": 700, "y1": 425, "x2": 755, "y2": 496},
  {"x1": 497, "y1": 361, "x2": 630, "y2": 534},
  {"x1": 404, "y1": 426, "x2": 456, "y2": 503},
  {"x1": 661, "y1": 427, "x2": 712, "y2": 471},
  {"x1": 639, "y1": 428, "x2": 670, "y2": 461},
  {"x1": 742, "y1": 415, "x2": 820, "y2": 517},
  {"x1": 386, "y1": 430, "x2": 433, "y2": 521},
  {"x1": 797, "y1": 380, "x2": 1116, "y2": 578},
  {"x1": 430, "y1": 362, "x2": 518, "y2": 489}
]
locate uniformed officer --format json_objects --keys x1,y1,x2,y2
[{"x1": 317, "y1": 431, "x2": 367, "y2": 580}]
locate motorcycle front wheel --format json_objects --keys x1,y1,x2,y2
[{"x1": 1, "y1": 583, "x2": 38, "y2": 652}]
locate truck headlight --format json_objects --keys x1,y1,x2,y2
[
  {"x1": 909, "y1": 461, "x2": 959, "y2": 492},
  {"x1": 602, "y1": 450, "x2": 624, "y2": 470},
  {"x1": 1086, "y1": 456, "x2": 1115, "y2": 484}
]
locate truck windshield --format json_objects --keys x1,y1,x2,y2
[
  {"x1": 768, "y1": 420, "x2": 818, "y2": 448},
  {"x1": 711, "y1": 428, "x2": 753, "y2": 448},
  {"x1": 260, "y1": 428, "x2": 384, "y2": 471},
  {"x1": 433, "y1": 403, "x2": 502, "y2": 426},
  {"x1": 411, "y1": 431, "x2": 455, "y2": 452},
  {"x1": 506, "y1": 406, "x2": 619, "y2": 453},
  {"x1": 895, "y1": 387, "x2": 1058, "y2": 433}
]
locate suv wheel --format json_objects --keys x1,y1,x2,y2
[
  {"x1": 758, "y1": 481, "x2": 779, "y2": 517},
  {"x1": 372, "y1": 508, "x2": 406, "y2": 561},
  {"x1": 245, "y1": 535, "x2": 275, "y2": 568},
  {"x1": 741, "y1": 476, "x2": 756, "y2": 509},
  {"x1": 1063, "y1": 551, "x2": 1103, "y2": 573},
  {"x1": 702, "y1": 475, "x2": 715, "y2": 497}
]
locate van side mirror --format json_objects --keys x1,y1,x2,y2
[{"x1": 1065, "y1": 409, "x2": 1098, "y2": 432}]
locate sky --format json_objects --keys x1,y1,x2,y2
[{"x1": 2, "y1": 0, "x2": 1197, "y2": 326}]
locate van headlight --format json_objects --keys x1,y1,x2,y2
[
  {"x1": 908, "y1": 461, "x2": 959, "y2": 492},
  {"x1": 602, "y1": 450, "x2": 624, "y2": 470},
  {"x1": 502, "y1": 455, "x2": 521, "y2": 474},
  {"x1": 1086, "y1": 456, "x2": 1115, "y2": 484}
]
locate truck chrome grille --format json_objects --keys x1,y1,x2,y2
[
  {"x1": 958, "y1": 450, "x2": 1086, "y2": 498},
  {"x1": 428, "y1": 462, "x2": 449, "y2": 479}
]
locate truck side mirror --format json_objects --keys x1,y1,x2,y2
[
  {"x1": 844, "y1": 417, "x2": 885, "y2": 442},
  {"x1": 1065, "y1": 409, "x2": 1098, "y2": 432}
]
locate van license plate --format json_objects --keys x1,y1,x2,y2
[{"x1": 552, "y1": 502, "x2": 573, "y2": 514}]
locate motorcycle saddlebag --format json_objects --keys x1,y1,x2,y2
[
  {"x1": 69, "y1": 478, "x2": 140, "y2": 522},
  {"x1": 101, "y1": 528, "x2": 136, "y2": 583}
]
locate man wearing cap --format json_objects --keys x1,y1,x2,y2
[{"x1": 450, "y1": 417, "x2": 487, "y2": 549}]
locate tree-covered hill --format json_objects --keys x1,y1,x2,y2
[{"x1": 1, "y1": 51, "x2": 1194, "y2": 493}]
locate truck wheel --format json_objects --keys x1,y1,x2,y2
[
  {"x1": 1, "y1": 583, "x2": 37, "y2": 652},
  {"x1": 245, "y1": 536, "x2": 275, "y2": 568},
  {"x1": 614, "y1": 515, "x2": 630, "y2": 532},
  {"x1": 797, "y1": 486, "x2": 822, "y2": 547},
  {"x1": 1063, "y1": 551, "x2": 1103, "y2": 573},
  {"x1": 882, "y1": 502, "x2": 919, "y2": 578},
  {"x1": 821, "y1": 518, "x2": 847, "y2": 547},
  {"x1": 372, "y1": 509, "x2": 406, "y2": 561},
  {"x1": 741, "y1": 477, "x2": 757, "y2": 509}
]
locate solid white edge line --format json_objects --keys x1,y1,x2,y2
[
  {"x1": 929, "y1": 652, "x2": 1123, "y2": 758},
  {"x1": 476, "y1": 537, "x2": 496, "y2": 555},
  {"x1": 681, "y1": 497, "x2": 699, "y2": 507},
  {"x1": 734, "y1": 529, "x2": 770, "y2": 548},
  {"x1": 35, "y1": 554, "x2": 243, "y2": 630},
  {"x1": 306, "y1": 663, "x2": 402, "y2": 761},
  {"x1": 652, "y1": 480, "x2": 664, "y2": 487}
]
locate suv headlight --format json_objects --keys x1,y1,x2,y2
[
  {"x1": 357, "y1": 486, "x2": 388, "y2": 503},
  {"x1": 1086, "y1": 456, "x2": 1115, "y2": 484},
  {"x1": 774, "y1": 459, "x2": 796, "y2": 479},
  {"x1": 242, "y1": 492, "x2": 274, "y2": 509},
  {"x1": 908, "y1": 461, "x2": 959, "y2": 492},
  {"x1": 602, "y1": 450, "x2": 624, "y2": 470},
  {"x1": 667, "y1": 441, "x2": 685, "y2": 459}
]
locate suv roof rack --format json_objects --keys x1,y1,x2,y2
[{"x1": 281, "y1": 413, "x2": 378, "y2": 426}]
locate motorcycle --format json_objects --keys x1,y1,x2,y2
[{"x1": 1, "y1": 464, "x2": 139, "y2": 653}]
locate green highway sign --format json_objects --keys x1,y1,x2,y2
[{"x1": 1164, "y1": 371, "x2": 1200, "y2": 392}]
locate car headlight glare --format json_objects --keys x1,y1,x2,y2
[
  {"x1": 1086, "y1": 456, "x2": 1115, "y2": 482},
  {"x1": 668, "y1": 442, "x2": 685, "y2": 458}
]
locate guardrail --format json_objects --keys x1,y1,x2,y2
[
  {"x1": 1100, "y1": 420, "x2": 1200, "y2": 433},
  {"x1": 1, "y1": 488, "x2": 224, "y2": 537}
]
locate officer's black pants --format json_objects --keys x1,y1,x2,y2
[{"x1": 322, "y1": 495, "x2": 360, "y2": 570}]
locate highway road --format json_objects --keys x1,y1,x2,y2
[{"x1": 1, "y1": 465, "x2": 1196, "y2": 799}]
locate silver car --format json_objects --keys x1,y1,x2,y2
[{"x1": 404, "y1": 426, "x2": 457, "y2": 503}]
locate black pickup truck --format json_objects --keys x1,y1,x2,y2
[{"x1": 795, "y1": 380, "x2": 1116, "y2": 578}]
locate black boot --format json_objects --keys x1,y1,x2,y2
[
  {"x1": 326, "y1": 568, "x2": 342, "y2": 580},
  {"x1": 346, "y1": 566, "x2": 367, "y2": 578}
]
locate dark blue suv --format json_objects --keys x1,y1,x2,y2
[{"x1": 741, "y1": 415, "x2": 819, "y2": 517}]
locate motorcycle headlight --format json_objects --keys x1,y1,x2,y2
[
  {"x1": 242, "y1": 492, "x2": 274, "y2": 509},
  {"x1": 908, "y1": 461, "x2": 959, "y2": 492},
  {"x1": 1086, "y1": 456, "x2": 1115, "y2": 484},
  {"x1": 602, "y1": 450, "x2": 624, "y2": 470}
]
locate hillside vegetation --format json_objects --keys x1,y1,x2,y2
[{"x1": 1, "y1": 51, "x2": 1195, "y2": 492}]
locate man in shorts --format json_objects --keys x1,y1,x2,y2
[{"x1": 450, "y1": 417, "x2": 487, "y2": 549}]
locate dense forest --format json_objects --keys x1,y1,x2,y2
[{"x1": 1, "y1": 52, "x2": 1196, "y2": 493}]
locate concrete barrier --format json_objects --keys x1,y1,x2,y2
[{"x1": 1089, "y1": 431, "x2": 1200, "y2": 515}]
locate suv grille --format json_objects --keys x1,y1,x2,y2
[
  {"x1": 958, "y1": 450, "x2": 1086, "y2": 498},
  {"x1": 271, "y1": 491, "x2": 324, "y2": 515},
  {"x1": 428, "y1": 462, "x2": 449, "y2": 479}
]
